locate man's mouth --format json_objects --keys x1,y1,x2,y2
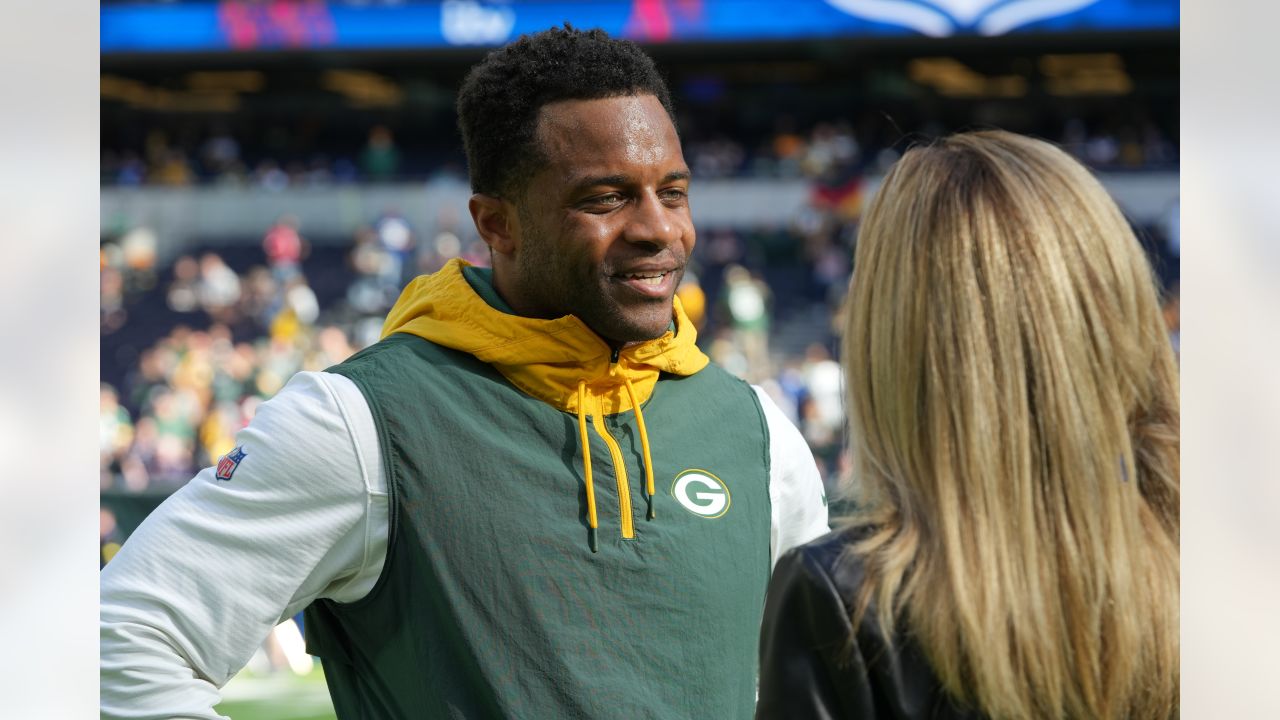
[
  {"x1": 620, "y1": 271, "x2": 669, "y2": 287},
  {"x1": 610, "y1": 268, "x2": 678, "y2": 297}
]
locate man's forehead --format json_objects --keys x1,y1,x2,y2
[
  {"x1": 532, "y1": 95, "x2": 684, "y2": 186},
  {"x1": 535, "y1": 95, "x2": 676, "y2": 151}
]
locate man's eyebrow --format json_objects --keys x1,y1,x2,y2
[
  {"x1": 569, "y1": 173, "x2": 631, "y2": 191},
  {"x1": 567, "y1": 169, "x2": 692, "y2": 192}
]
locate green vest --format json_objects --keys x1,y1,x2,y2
[{"x1": 305, "y1": 334, "x2": 772, "y2": 719}]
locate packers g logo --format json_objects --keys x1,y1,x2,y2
[{"x1": 671, "y1": 469, "x2": 731, "y2": 518}]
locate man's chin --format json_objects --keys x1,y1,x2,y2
[{"x1": 586, "y1": 306, "x2": 674, "y2": 345}]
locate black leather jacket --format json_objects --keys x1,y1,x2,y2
[{"x1": 757, "y1": 528, "x2": 981, "y2": 720}]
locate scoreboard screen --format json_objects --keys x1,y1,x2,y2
[{"x1": 101, "y1": 0, "x2": 1179, "y2": 54}]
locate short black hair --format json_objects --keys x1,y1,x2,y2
[{"x1": 456, "y1": 24, "x2": 676, "y2": 197}]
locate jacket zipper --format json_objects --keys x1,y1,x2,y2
[
  {"x1": 591, "y1": 399, "x2": 635, "y2": 539},
  {"x1": 591, "y1": 346, "x2": 635, "y2": 539}
]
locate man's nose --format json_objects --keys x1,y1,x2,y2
[{"x1": 622, "y1": 191, "x2": 685, "y2": 249}]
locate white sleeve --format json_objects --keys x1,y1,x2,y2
[
  {"x1": 100, "y1": 371, "x2": 389, "y2": 720},
  {"x1": 754, "y1": 385, "x2": 830, "y2": 569}
]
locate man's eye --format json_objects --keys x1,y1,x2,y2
[
  {"x1": 660, "y1": 188, "x2": 688, "y2": 202},
  {"x1": 588, "y1": 193, "x2": 624, "y2": 209}
]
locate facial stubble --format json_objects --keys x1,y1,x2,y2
[{"x1": 514, "y1": 210, "x2": 680, "y2": 344}]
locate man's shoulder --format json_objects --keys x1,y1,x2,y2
[
  {"x1": 657, "y1": 361, "x2": 765, "y2": 421},
  {"x1": 669, "y1": 359, "x2": 757, "y2": 395},
  {"x1": 328, "y1": 333, "x2": 480, "y2": 381},
  {"x1": 329, "y1": 332, "x2": 425, "y2": 371}
]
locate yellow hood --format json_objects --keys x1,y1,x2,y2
[{"x1": 381, "y1": 258, "x2": 709, "y2": 415}]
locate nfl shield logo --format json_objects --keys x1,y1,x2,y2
[{"x1": 216, "y1": 446, "x2": 248, "y2": 481}]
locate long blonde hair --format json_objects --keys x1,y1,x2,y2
[{"x1": 842, "y1": 131, "x2": 1179, "y2": 719}]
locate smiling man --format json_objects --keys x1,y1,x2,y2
[
  {"x1": 100, "y1": 25, "x2": 828, "y2": 719},
  {"x1": 472, "y1": 91, "x2": 694, "y2": 342}
]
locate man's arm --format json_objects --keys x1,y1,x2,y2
[
  {"x1": 100, "y1": 371, "x2": 388, "y2": 720},
  {"x1": 753, "y1": 386, "x2": 831, "y2": 568}
]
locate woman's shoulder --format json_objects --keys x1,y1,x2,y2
[
  {"x1": 780, "y1": 524, "x2": 875, "y2": 610},
  {"x1": 783, "y1": 527, "x2": 986, "y2": 720}
]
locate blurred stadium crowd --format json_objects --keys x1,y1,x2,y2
[
  {"x1": 102, "y1": 112, "x2": 1177, "y2": 190},
  {"x1": 100, "y1": 168, "x2": 1180, "y2": 568}
]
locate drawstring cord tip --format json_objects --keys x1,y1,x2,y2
[
  {"x1": 588, "y1": 527, "x2": 598, "y2": 553},
  {"x1": 646, "y1": 495, "x2": 655, "y2": 521}
]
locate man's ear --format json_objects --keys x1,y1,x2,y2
[{"x1": 469, "y1": 194, "x2": 518, "y2": 256}]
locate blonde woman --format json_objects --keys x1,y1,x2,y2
[{"x1": 757, "y1": 131, "x2": 1179, "y2": 720}]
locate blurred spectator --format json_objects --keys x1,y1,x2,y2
[
  {"x1": 120, "y1": 226, "x2": 159, "y2": 293},
  {"x1": 774, "y1": 358, "x2": 808, "y2": 425},
  {"x1": 197, "y1": 252, "x2": 242, "y2": 320},
  {"x1": 101, "y1": 264, "x2": 128, "y2": 333},
  {"x1": 433, "y1": 230, "x2": 462, "y2": 264},
  {"x1": 416, "y1": 227, "x2": 463, "y2": 276},
  {"x1": 1084, "y1": 133, "x2": 1120, "y2": 167},
  {"x1": 202, "y1": 124, "x2": 242, "y2": 175},
  {"x1": 800, "y1": 122, "x2": 858, "y2": 178},
  {"x1": 676, "y1": 272, "x2": 706, "y2": 331},
  {"x1": 799, "y1": 343, "x2": 843, "y2": 481},
  {"x1": 770, "y1": 116, "x2": 806, "y2": 178},
  {"x1": 101, "y1": 508, "x2": 124, "y2": 568},
  {"x1": 347, "y1": 225, "x2": 393, "y2": 314},
  {"x1": 100, "y1": 384, "x2": 135, "y2": 488},
  {"x1": 199, "y1": 401, "x2": 244, "y2": 467},
  {"x1": 240, "y1": 265, "x2": 280, "y2": 327},
  {"x1": 262, "y1": 215, "x2": 306, "y2": 282},
  {"x1": 306, "y1": 326, "x2": 356, "y2": 371},
  {"x1": 283, "y1": 276, "x2": 321, "y2": 328},
  {"x1": 150, "y1": 389, "x2": 196, "y2": 447},
  {"x1": 253, "y1": 159, "x2": 290, "y2": 191},
  {"x1": 304, "y1": 154, "x2": 336, "y2": 186},
  {"x1": 689, "y1": 135, "x2": 745, "y2": 178},
  {"x1": 811, "y1": 237, "x2": 852, "y2": 307},
  {"x1": 375, "y1": 210, "x2": 414, "y2": 291},
  {"x1": 212, "y1": 341, "x2": 255, "y2": 405},
  {"x1": 125, "y1": 345, "x2": 171, "y2": 413},
  {"x1": 153, "y1": 149, "x2": 195, "y2": 186},
  {"x1": 720, "y1": 264, "x2": 771, "y2": 378},
  {"x1": 114, "y1": 151, "x2": 147, "y2": 186},
  {"x1": 166, "y1": 255, "x2": 201, "y2": 313},
  {"x1": 361, "y1": 125, "x2": 401, "y2": 181},
  {"x1": 707, "y1": 327, "x2": 749, "y2": 379},
  {"x1": 120, "y1": 417, "x2": 158, "y2": 491}
]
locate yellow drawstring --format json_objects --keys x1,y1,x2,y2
[
  {"x1": 622, "y1": 376, "x2": 656, "y2": 521},
  {"x1": 577, "y1": 380, "x2": 599, "y2": 553},
  {"x1": 576, "y1": 374, "x2": 657, "y2": 551}
]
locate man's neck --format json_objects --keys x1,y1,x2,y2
[{"x1": 460, "y1": 265, "x2": 517, "y2": 315}]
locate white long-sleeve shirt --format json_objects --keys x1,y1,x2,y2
[{"x1": 100, "y1": 371, "x2": 830, "y2": 719}]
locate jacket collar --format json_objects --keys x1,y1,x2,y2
[{"x1": 380, "y1": 258, "x2": 708, "y2": 414}]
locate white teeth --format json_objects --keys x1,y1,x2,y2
[{"x1": 625, "y1": 272, "x2": 666, "y2": 285}]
